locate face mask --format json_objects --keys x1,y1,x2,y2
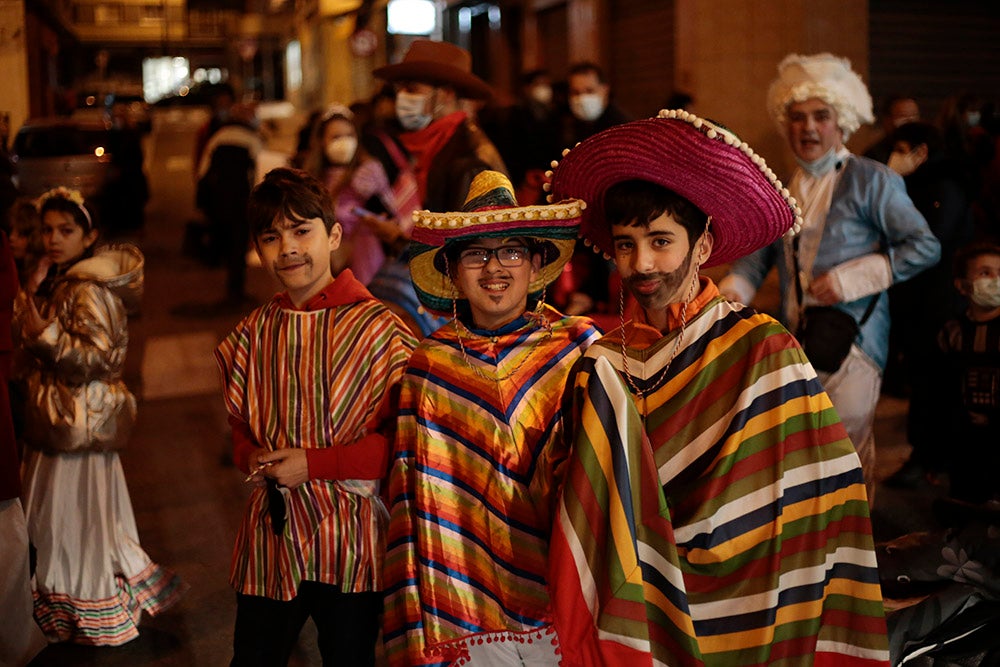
[
  {"x1": 395, "y1": 91, "x2": 432, "y2": 131},
  {"x1": 324, "y1": 136, "x2": 357, "y2": 165},
  {"x1": 570, "y1": 93, "x2": 606, "y2": 122},
  {"x1": 888, "y1": 149, "x2": 922, "y2": 177},
  {"x1": 966, "y1": 111, "x2": 981, "y2": 128},
  {"x1": 795, "y1": 147, "x2": 841, "y2": 177},
  {"x1": 529, "y1": 85, "x2": 553, "y2": 106},
  {"x1": 970, "y1": 276, "x2": 1000, "y2": 309}
]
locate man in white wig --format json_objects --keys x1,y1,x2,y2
[{"x1": 722, "y1": 53, "x2": 940, "y2": 504}]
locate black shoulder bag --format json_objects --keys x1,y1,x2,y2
[{"x1": 793, "y1": 239, "x2": 878, "y2": 374}]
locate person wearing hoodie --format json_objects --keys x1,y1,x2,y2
[
  {"x1": 13, "y1": 187, "x2": 184, "y2": 646},
  {"x1": 215, "y1": 168, "x2": 416, "y2": 666}
]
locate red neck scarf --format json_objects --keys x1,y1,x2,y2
[{"x1": 399, "y1": 111, "x2": 467, "y2": 203}]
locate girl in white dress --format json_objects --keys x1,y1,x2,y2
[{"x1": 13, "y1": 187, "x2": 184, "y2": 646}]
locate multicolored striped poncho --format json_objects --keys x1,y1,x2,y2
[
  {"x1": 215, "y1": 277, "x2": 415, "y2": 601},
  {"x1": 549, "y1": 280, "x2": 890, "y2": 666},
  {"x1": 383, "y1": 306, "x2": 600, "y2": 666}
]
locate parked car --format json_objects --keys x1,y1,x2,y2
[
  {"x1": 73, "y1": 91, "x2": 152, "y2": 133},
  {"x1": 13, "y1": 117, "x2": 148, "y2": 235},
  {"x1": 12, "y1": 117, "x2": 115, "y2": 200}
]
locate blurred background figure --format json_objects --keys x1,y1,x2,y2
[
  {"x1": 883, "y1": 121, "x2": 975, "y2": 487},
  {"x1": 562, "y1": 61, "x2": 630, "y2": 148},
  {"x1": 374, "y1": 39, "x2": 506, "y2": 213},
  {"x1": 6, "y1": 196, "x2": 45, "y2": 289},
  {"x1": 0, "y1": 225, "x2": 48, "y2": 667},
  {"x1": 103, "y1": 98, "x2": 150, "y2": 238},
  {"x1": 500, "y1": 69, "x2": 563, "y2": 206},
  {"x1": 864, "y1": 94, "x2": 921, "y2": 164},
  {"x1": 195, "y1": 100, "x2": 263, "y2": 308},
  {"x1": 304, "y1": 104, "x2": 401, "y2": 286}
]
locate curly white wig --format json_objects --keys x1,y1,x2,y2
[{"x1": 766, "y1": 53, "x2": 874, "y2": 141}]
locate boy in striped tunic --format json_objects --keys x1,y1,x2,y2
[
  {"x1": 382, "y1": 171, "x2": 601, "y2": 665},
  {"x1": 546, "y1": 112, "x2": 890, "y2": 666},
  {"x1": 215, "y1": 168, "x2": 417, "y2": 666}
]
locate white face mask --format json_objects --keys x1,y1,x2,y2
[
  {"x1": 395, "y1": 91, "x2": 432, "y2": 131},
  {"x1": 966, "y1": 111, "x2": 982, "y2": 128},
  {"x1": 795, "y1": 146, "x2": 841, "y2": 177},
  {"x1": 324, "y1": 136, "x2": 357, "y2": 165},
  {"x1": 529, "y1": 85, "x2": 553, "y2": 106},
  {"x1": 570, "y1": 93, "x2": 606, "y2": 122},
  {"x1": 888, "y1": 149, "x2": 922, "y2": 177},
  {"x1": 970, "y1": 276, "x2": 1000, "y2": 309}
]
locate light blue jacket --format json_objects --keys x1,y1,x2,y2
[{"x1": 729, "y1": 155, "x2": 940, "y2": 370}]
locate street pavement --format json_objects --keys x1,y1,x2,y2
[{"x1": 26, "y1": 110, "x2": 943, "y2": 666}]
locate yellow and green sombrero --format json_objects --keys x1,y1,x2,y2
[{"x1": 408, "y1": 170, "x2": 585, "y2": 315}]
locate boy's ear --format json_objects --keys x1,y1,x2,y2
[
  {"x1": 83, "y1": 228, "x2": 99, "y2": 249},
  {"x1": 955, "y1": 277, "x2": 970, "y2": 296},
  {"x1": 327, "y1": 222, "x2": 343, "y2": 252}
]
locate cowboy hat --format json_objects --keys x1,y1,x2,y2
[{"x1": 374, "y1": 40, "x2": 492, "y2": 101}]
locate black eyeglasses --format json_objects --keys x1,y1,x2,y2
[{"x1": 458, "y1": 246, "x2": 530, "y2": 268}]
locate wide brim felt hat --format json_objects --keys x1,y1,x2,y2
[
  {"x1": 548, "y1": 109, "x2": 802, "y2": 268},
  {"x1": 374, "y1": 39, "x2": 493, "y2": 101},
  {"x1": 408, "y1": 170, "x2": 585, "y2": 315}
]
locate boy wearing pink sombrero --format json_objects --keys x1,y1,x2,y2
[
  {"x1": 382, "y1": 171, "x2": 600, "y2": 666},
  {"x1": 546, "y1": 111, "x2": 890, "y2": 666}
]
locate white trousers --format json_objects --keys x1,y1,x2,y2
[{"x1": 816, "y1": 345, "x2": 882, "y2": 506}]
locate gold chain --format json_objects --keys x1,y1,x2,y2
[{"x1": 453, "y1": 316, "x2": 553, "y2": 383}]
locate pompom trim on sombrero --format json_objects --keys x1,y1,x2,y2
[
  {"x1": 407, "y1": 170, "x2": 585, "y2": 315},
  {"x1": 546, "y1": 108, "x2": 803, "y2": 268}
]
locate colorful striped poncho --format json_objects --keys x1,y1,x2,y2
[
  {"x1": 215, "y1": 280, "x2": 415, "y2": 601},
  {"x1": 383, "y1": 306, "x2": 600, "y2": 666},
  {"x1": 549, "y1": 281, "x2": 889, "y2": 666}
]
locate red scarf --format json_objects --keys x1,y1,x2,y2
[{"x1": 399, "y1": 111, "x2": 467, "y2": 204}]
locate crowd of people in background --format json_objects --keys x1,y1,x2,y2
[{"x1": 1, "y1": 36, "x2": 1000, "y2": 667}]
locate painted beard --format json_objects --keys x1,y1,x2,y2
[{"x1": 623, "y1": 249, "x2": 694, "y2": 312}]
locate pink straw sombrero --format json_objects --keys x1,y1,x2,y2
[{"x1": 548, "y1": 109, "x2": 802, "y2": 267}]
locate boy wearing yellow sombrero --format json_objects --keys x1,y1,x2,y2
[
  {"x1": 545, "y1": 111, "x2": 890, "y2": 666},
  {"x1": 382, "y1": 171, "x2": 600, "y2": 666}
]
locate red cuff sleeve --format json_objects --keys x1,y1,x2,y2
[
  {"x1": 305, "y1": 433, "x2": 390, "y2": 481},
  {"x1": 229, "y1": 415, "x2": 258, "y2": 474}
]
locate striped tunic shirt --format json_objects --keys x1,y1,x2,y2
[
  {"x1": 382, "y1": 306, "x2": 600, "y2": 666},
  {"x1": 216, "y1": 290, "x2": 414, "y2": 600},
  {"x1": 549, "y1": 281, "x2": 890, "y2": 666}
]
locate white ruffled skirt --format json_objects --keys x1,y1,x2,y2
[{"x1": 21, "y1": 448, "x2": 185, "y2": 646}]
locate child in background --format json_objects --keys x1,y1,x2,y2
[
  {"x1": 7, "y1": 196, "x2": 46, "y2": 287},
  {"x1": 215, "y1": 168, "x2": 416, "y2": 666},
  {"x1": 13, "y1": 187, "x2": 184, "y2": 645},
  {"x1": 938, "y1": 242, "x2": 1000, "y2": 503}
]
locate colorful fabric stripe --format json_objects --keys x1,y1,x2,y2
[
  {"x1": 383, "y1": 307, "x2": 600, "y2": 666},
  {"x1": 216, "y1": 297, "x2": 415, "y2": 600},
  {"x1": 33, "y1": 562, "x2": 185, "y2": 646},
  {"x1": 549, "y1": 295, "x2": 890, "y2": 666}
]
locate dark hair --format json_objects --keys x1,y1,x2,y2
[
  {"x1": 521, "y1": 69, "x2": 549, "y2": 88},
  {"x1": 880, "y1": 94, "x2": 917, "y2": 116},
  {"x1": 603, "y1": 180, "x2": 708, "y2": 245},
  {"x1": 568, "y1": 62, "x2": 606, "y2": 84},
  {"x1": 39, "y1": 194, "x2": 95, "y2": 234},
  {"x1": 953, "y1": 241, "x2": 1000, "y2": 280},
  {"x1": 8, "y1": 197, "x2": 43, "y2": 251},
  {"x1": 890, "y1": 122, "x2": 944, "y2": 158},
  {"x1": 248, "y1": 168, "x2": 337, "y2": 238}
]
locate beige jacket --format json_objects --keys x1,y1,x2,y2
[{"x1": 13, "y1": 244, "x2": 143, "y2": 454}]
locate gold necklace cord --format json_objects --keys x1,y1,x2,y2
[{"x1": 453, "y1": 317, "x2": 553, "y2": 383}]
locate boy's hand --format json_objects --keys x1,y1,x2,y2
[{"x1": 257, "y1": 449, "x2": 309, "y2": 489}]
